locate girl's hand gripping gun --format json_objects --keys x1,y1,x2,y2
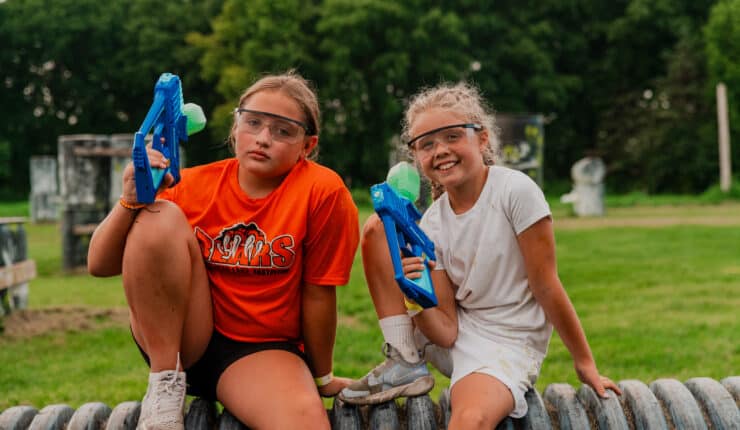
[
  {"x1": 132, "y1": 73, "x2": 206, "y2": 203},
  {"x1": 370, "y1": 162, "x2": 438, "y2": 308}
]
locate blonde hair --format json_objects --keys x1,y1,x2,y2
[
  {"x1": 402, "y1": 82, "x2": 500, "y2": 199},
  {"x1": 228, "y1": 70, "x2": 320, "y2": 159}
]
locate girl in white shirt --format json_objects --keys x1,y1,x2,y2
[{"x1": 340, "y1": 82, "x2": 620, "y2": 428}]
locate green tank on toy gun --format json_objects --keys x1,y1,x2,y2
[
  {"x1": 370, "y1": 162, "x2": 438, "y2": 308},
  {"x1": 132, "y1": 73, "x2": 206, "y2": 203}
]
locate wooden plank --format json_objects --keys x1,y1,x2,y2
[
  {"x1": 0, "y1": 217, "x2": 28, "y2": 225},
  {"x1": 73, "y1": 223, "x2": 99, "y2": 235},
  {"x1": 716, "y1": 83, "x2": 732, "y2": 192},
  {"x1": 0, "y1": 260, "x2": 37, "y2": 290},
  {"x1": 72, "y1": 146, "x2": 131, "y2": 157}
]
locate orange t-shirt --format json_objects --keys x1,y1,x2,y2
[{"x1": 159, "y1": 158, "x2": 359, "y2": 343}]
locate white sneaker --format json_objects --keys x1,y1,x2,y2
[
  {"x1": 136, "y1": 367, "x2": 187, "y2": 430},
  {"x1": 339, "y1": 343, "x2": 434, "y2": 405}
]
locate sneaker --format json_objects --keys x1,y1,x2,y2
[
  {"x1": 136, "y1": 367, "x2": 187, "y2": 430},
  {"x1": 339, "y1": 343, "x2": 434, "y2": 405}
]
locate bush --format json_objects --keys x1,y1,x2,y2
[{"x1": 701, "y1": 179, "x2": 740, "y2": 203}]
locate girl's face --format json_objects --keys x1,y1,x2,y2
[
  {"x1": 408, "y1": 108, "x2": 488, "y2": 191},
  {"x1": 233, "y1": 90, "x2": 317, "y2": 181}
]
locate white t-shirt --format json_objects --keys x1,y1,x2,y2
[{"x1": 420, "y1": 165, "x2": 553, "y2": 358}]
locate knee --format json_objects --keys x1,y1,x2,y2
[
  {"x1": 122, "y1": 201, "x2": 195, "y2": 277},
  {"x1": 288, "y1": 392, "x2": 329, "y2": 426},
  {"x1": 450, "y1": 406, "x2": 490, "y2": 429},
  {"x1": 128, "y1": 201, "x2": 190, "y2": 252},
  {"x1": 360, "y1": 214, "x2": 385, "y2": 249}
]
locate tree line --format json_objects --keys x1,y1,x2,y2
[{"x1": 1, "y1": 0, "x2": 737, "y2": 199}]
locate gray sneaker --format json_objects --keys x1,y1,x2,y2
[
  {"x1": 136, "y1": 368, "x2": 187, "y2": 430},
  {"x1": 339, "y1": 343, "x2": 434, "y2": 405}
]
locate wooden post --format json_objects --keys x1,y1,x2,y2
[
  {"x1": 29, "y1": 156, "x2": 60, "y2": 222},
  {"x1": 58, "y1": 135, "x2": 112, "y2": 271},
  {"x1": 717, "y1": 83, "x2": 732, "y2": 192}
]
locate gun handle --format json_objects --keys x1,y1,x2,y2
[
  {"x1": 132, "y1": 132, "x2": 170, "y2": 204},
  {"x1": 379, "y1": 214, "x2": 438, "y2": 308},
  {"x1": 408, "y1": 265, "x2": 437, "y2": 308},
  {"x1": 379, "y1": 214, "x2": 404, "y2": 274},
  {"x1": 133, "y1": 132, "x2": 153, "y2": 203},
  {"x1": 399, "y1": 245, "x2": 437, "y2": 308},
  {"x1": 150, "y1": 167, "x2": 167, "y2": 191},
  {"x1": 150, "y1": 122, "x2": 173, "y2": 190}
]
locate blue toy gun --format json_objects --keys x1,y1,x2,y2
[
  {"x1": 132, "y1": 73, "x2": 206, "y2": 203},
  {"x1": 370, "y1": 182, "x2": 438, "y2": 308}
]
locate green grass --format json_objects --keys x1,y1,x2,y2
[
  {"x1": 545, "y1": 179, "x2": 740, "y2": 216},
  {"x1": 0, "y1": 198, "x2": 738, "y2": 411},
  {"x1": 541, "y1": 226, "x2": 740, "y2": 388},
  {"x1": 2, "y1": 328, "x2": 147, "y2": 408},
  {"x1": 0, "y1": 200, "x2": 30, "y2": 218}
]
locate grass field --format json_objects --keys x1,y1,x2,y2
[{"x1": 0, "y1": 198, "x2": 738, "y2": 411}]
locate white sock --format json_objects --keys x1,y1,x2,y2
[{"x1": 379, "y1": 314, "x2": 420, "y2": 363}]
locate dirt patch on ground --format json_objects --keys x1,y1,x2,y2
[
  {"x1": 338, "y1": 314, "x2": 363, "y2": 329},
  {"x1": 555, "y1": 203, "x2": 740, "y2": 229},
  {"x1": 2, "y1": 308, "x2": 367, "y2": 340},
  {"x1": 556, "y1": 214, "x2": 740, "y2": 229},
  {"x1": 2, "y1": 306, "x2": 129, "y2": 339}
]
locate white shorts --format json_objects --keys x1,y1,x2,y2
[{"x1": 415, "y1": 328, "x2": 543, "y2": 418}]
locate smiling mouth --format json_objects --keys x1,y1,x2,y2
[{"x1": 435, "y1": 160, "x2": 458, "y2": 171}]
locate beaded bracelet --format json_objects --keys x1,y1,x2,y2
[{"x1": 119, "y1": 197, "x2": 146, "y2": 211}]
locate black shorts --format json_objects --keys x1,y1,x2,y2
[{"x1": 135, "y1": 329, "x2": 305, "y2": 400}]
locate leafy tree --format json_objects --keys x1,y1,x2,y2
[
  {"x1": 0, "y1": 0, "x2": 731, "y2": 198},
  {"x1": 315, "y1": 0, "x2": 471, "y2": 185},
  {"x1": 0, "y1": 0, "x2": 222, "y2": 198},
  {"x1": 114, "y1": 0, "x2": 226, "y2": 167},
  {"x1": 597, "y1": 34, "x2": 716, "y2": 192},
  {"x1": 191, "y1": 0, "x2": 473, "y2": 185},
  {"x1": 188, "y1": 0, "x2": 320, "y2": 157},
  {"x1": 705, "y1": 0, "x2": 740, "y2": 174},
  {"x1": 0, "y1": 0, "x2": 127, "y2": 197},
  {"x1": 594, "y1": 0, "x2": 719, "y2": 192},
  {"x1": 527, "y1": 0, "x2": 629, "y2": 184},
  {"x1": 440, "y1": 1, "x2": 610, "y2": 185}
]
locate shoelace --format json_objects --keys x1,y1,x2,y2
[
  {"x1": 157, "y1": 373, "x2": 181, "y2": 397},
  {"x1": 154, "y1": 354, "x2": 184, "y2": 409}
]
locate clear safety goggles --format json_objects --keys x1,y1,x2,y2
[
  {"x1": 406, "y1": 123, "x2": 482, "y2": 158},
  {"x1": 233, "y1": 108, "x2": 312, "y2": 144}
]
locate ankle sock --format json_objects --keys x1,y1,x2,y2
[{"x1": 379, "y1": 314, "x2": 420, "y2": 363}]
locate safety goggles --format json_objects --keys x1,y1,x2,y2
[
  {"x1": 406, "y1": 123, "x2": 482, "y2": 157},
  {"x1": 233, "y1": 108, "x2": 312, "y2": 144}
]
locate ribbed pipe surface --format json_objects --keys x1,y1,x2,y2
[{"x1": 1, "y1": 377, "x2": 738, "y2": 429}]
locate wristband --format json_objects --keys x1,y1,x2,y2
[
  {"x1": 314, "y1": 372, "x2": 333, "y2": 387},
  {"x1": 404, "y1": 297, "x2": 423, "y2": 317},
  {"x1": 119, "y1": 197, "x2": 146, "y2": 211}
]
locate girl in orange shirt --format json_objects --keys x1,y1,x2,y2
[{"x1": 88, "y1": 71, "x2": 359, "y2": 430}]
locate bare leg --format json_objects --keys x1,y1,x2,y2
[
  {"x1": 337, "y1": 215, "x2": 432, "y2": 405},
  {"x1": 217, "y1": 350, "x2": 329, "y2": 430},
  {"x1": 361, "y1": 214, "x2": 406, "y2": 318},
  {"x1": 449, "y1": 373, "x2": 514, "y2": 429},
  {"x1": 124, "y1": 200, "x2": 212, "y2": 371}
]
